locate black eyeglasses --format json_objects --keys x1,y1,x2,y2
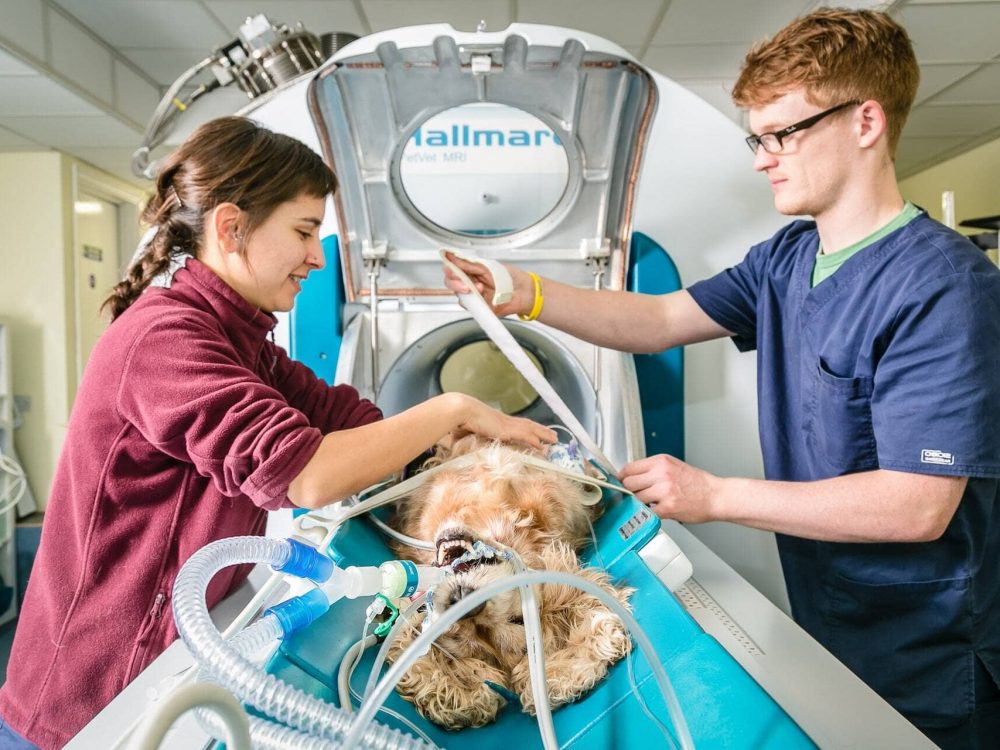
[{"x1": 745, "y1": 101, "x2": 861, "y2": 154}]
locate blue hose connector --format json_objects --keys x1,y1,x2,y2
[
  {"x1": 273, "y1": 538, "x2": 334, "y2": 583},
  {"x1": 265, "y1": 588, "x2": 330, "y2": 637}
]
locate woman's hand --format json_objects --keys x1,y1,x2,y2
[
  {"x1": 447, "y1": 393, "x2": 557, "y2": 451},
  {"x1": 443, "y1": 251, "x2": 536, "y2": 318}
]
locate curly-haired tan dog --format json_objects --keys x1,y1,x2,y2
[{"x1": 387, "y1": 435, "x2": 632, "y2": 730}]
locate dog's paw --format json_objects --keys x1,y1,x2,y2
[
  {"x1": 396, "y1": 659, "x2": 509, "y2": 729},
  {"x1": 511, "y1": 606, "x2": 632, "y2": 714},
  {"x1": 389, "y1": 631, "x2": 510, "y2": 730}
]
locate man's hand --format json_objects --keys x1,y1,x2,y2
[{"x1": 619, "y1": 454, "x2": 721, "y2": 522}]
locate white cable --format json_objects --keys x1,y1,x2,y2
[
  {"x1": 132, "y1": 55, "x2": 217, "y2": 178},
  {"x1": 340, "y1": 634, "x2": 379, "y2": 711},
  {"x1": 362, "y1": 597, "x2": 427, "y2": 702},
  {"x1": 366, "y1": 514, "x2": 435, "y2": 551},
  {"x1": 341, "y1": 629, "x2": 437, "y2": 747},
  {"x1": 126, "y1": 681, "x2": 250, "y2": 750}
]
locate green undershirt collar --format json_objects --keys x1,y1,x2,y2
[{"x1": 811, "y1": 201, "x2": 921, "y2": 287}]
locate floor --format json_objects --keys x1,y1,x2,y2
[{"x1": 0, "y1": 617, "x2": 13, "y2": 685}]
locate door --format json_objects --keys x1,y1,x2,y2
[{"x1": 75, "y1": 192, "x2": 121, "y2": 368}]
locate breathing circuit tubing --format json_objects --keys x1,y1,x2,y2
[
  {"x1": 172, "y1": 534, "x2": 693, "y2": 750},
  {"x1": 171, "y1": 535, "x2": 433, "y2": 749}
]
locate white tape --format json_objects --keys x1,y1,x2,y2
[{"x1": 444, "y1": 249, "x2": 514, "y2": 306}]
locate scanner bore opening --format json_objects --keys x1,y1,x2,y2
[{"x1": 437, "y1": 339, "x2": 543, "y2": 415}]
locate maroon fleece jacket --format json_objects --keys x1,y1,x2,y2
[{"x1": 0, "y1": 260, "x2": 381, "y2": 748}]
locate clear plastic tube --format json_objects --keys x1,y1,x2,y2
[
  {"x1": 347, "y1": 570, "x2": 695, "y2": 750},
  {"x1": 196, "y1": 708, "x2": 343, "y2": 749},
  {"x1": 228, "y1": 613, "x2": 284, "y2": 661},
  {"x1": 172, "y1": 536, "x2": 433, "y2": 750},
  {"x1": 362, "y1": 597, "x2": 427, "y2": 701},
  {"x1": 359, "y1": 548, "x2": 557, "y2": 748},
  {"x1": 502, "y1": 549, "x2": 557, "y2": 750}
]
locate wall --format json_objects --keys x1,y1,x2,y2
[
  {"x1": 0, "y1": 152, "x2": 73, "y2": 510},
  {"x1": 0, "y1": 154, "x2": 144, "y2": 510},
  {"x1": 900, "y1": 136, "x2": 1000, "y2": 234}
]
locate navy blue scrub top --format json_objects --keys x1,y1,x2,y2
[{"x1": 688, "y1": 213, "x2": 1000, "y2": 728}]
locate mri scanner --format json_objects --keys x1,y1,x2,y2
[{"x1": 68, "y1": 20, "x2": 934, "y2": 750}]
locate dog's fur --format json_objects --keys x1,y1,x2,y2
[{"x1": 387, "y1": 435, "x2": 632, "y2": 730}]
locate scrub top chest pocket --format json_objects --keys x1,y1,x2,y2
[{"x1": 807, "y1": 358, "x2": 878, "y2": 474}]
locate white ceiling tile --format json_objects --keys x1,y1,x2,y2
[
  {"x1": 897, "y1": 3, "x2": 1000, "y2": 62},
  {"x1": 0, "y1": 48, "x2": 40, "y2": 76},
  {"x1": 915, "y1": 62, "x2": 981, "y2": 104},
  {"x1": 0, "y1": 123, "x2": 46, "y2": 150},
  {"x1": 904, "y1": 103, "x2": 1000, "y2": 137},
  {"x1": 52, "y1": 0, "x2": 229, "y2": 49},
  {"x1": 206, "y1": 1, "x2": 367, "y2": 37},
  {"x1": 0, "y1": 114, "x2": 140, "y2": 148},
  {"x1": 516, "y1": 0, "x2": 663, "y2": 47},
  {"x1": 49, "y1": 9, "x2": 114, "y2": 104},
  {"x1": 114, "y1": 61, "x2": 161, "y2": 127},
  {"x1": 1, "y1": 0, "x2": 999, "y2": 184},
  {"x1": 896, "y1": 134, "x2": 973, "y2": 178},
  {"x1": 119, "y1": 48, "x2": 215, "y2": 87},
  {"x1": 926, "y1": 62, "x2": 1000, "y2": 104},
  {"x1": 0, "y1": 0, "x2": 46, "y2": 61},
  {"x1": 642, "y1": 43, "x2": 748, "y2": 80},
  {"x1": 653, "y1": 0, "x2": 813, "y2": 45},
  {"x1": 364, "y1": 0, "x2": 511, "y2": 33},
  {"x1": 0, "y1": 75, "x2": 101, "y2": 116}
]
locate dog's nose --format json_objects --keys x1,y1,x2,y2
[{"x1": 448, "y1": 584, "x2": 485, "y2": 619}]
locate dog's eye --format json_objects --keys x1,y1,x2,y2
[{"x1": 508, "y1": 615, "x2": 524, "y2": 625}]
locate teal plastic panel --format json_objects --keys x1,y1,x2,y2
[
  {"x1": 627, "y1": 231, "x2": 684, "y2": 460},
  {"x1": 288, "y1": 234, "x2": 344, "y2": 385}
]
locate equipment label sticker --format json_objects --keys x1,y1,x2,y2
[
  {"x1": 921, "y1": 449, "x2": 955, "y2": 466},
  {"x1": 619, "y1": 506, "x2": 653, "y2": 541}
]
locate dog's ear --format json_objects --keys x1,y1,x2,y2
[
  {"x1": 421, "y1": 432, "x2": 484, "y2": 470},
  {"x1": 449, "y1": 433, "x2": 487, "y2": 458}
]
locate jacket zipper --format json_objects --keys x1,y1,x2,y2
[{"x1": 151, "y1": 591, "x2": 167, "y2": 621}]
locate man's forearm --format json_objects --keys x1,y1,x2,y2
[
  {"x1": 712, "y1": 469, "x2": 966, "y2": 543},
  {"x1": 535, "y1": 281, "x2": 727, "y2": 352}
]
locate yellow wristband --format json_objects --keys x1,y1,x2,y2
[{"x1": 517, "y1": 272, "x2": 544, "y2": 321}]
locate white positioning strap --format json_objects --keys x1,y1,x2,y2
[
  {"x1": 341, "y1": 448, "x2": 633, "y2": 524},
  {"x1": 441, "y1": 250, "x2": 619, "y2": 475},
  {"x1": 340, "y1": 454, "x2": 482, "y2": 521},
  {"x1": 445, "y1": 249, "x2": 515, "y2": 306}
]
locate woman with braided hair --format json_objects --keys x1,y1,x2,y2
[{"x1": 0, "y1": 116, "x2": 555, "y2": 750}]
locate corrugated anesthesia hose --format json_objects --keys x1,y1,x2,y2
[{"x1": 172, "y1": 536, "x2": 433, "y2": 750}]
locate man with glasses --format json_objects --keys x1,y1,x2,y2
[{"x1": 446, "y1": 8, "x2": 1000, "y2": 748}]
